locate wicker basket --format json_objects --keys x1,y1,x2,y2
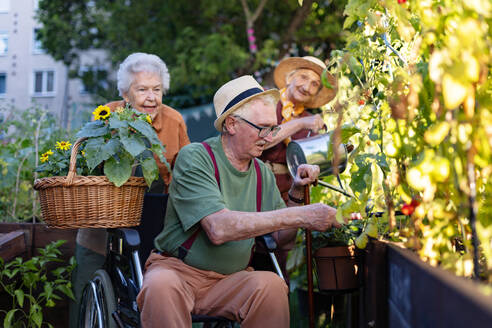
[{"x1": 33, "y1": 137, "x2": 148, "y2": 229}]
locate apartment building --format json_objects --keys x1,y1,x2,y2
[{"x1": 0, "y1": 0, "x2": 108, "y2": 129}]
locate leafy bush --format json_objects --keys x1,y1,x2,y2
[
  {"x1": 0, "y1": 106, "x2": 70, "y2": 222},
  {"x1": 0, "y1": 240, "x2": 76, "y2": 328}
]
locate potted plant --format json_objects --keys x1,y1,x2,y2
[
  {"x1": 33, "y1": 104, "x2": 169, "y2": 229},
  {"x1": 311, "y1": 193, "x2": 382, "y2": 292}
]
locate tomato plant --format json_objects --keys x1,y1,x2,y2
[{"x1": 308, "y1": 0, "x2": 492, "y2": 282}]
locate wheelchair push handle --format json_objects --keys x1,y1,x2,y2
[{"x1": 255, "y1": 233, "x2": 278, "y2": 252}]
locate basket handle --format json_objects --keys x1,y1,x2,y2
[{"x1": 65, "y1": 137, "x2": 88, "y2": 187}]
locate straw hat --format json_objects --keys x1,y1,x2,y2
[
  {"x1": 213, "y1": 75, "x2": 279, "y2": 132},
  {"x1": 273, "y1": 56, "x2": 337, "y2": 108}
]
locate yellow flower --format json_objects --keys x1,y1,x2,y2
[
  {"x1": 115, "y1": 106, "x2": 124, "y2": 114},
  {"x1": 93, "y1": 105, "x2": 111, "y2": 120},
  {"x1": 81, "y1": 150, "x2": 86, "y2": 157},
  {"x1": 146, "y1": 115, "x2": 152, "y2": 124},
  {"x1": 40, "y1": 149, "x2": 54, "y2": 162},
  {"x1": 56, "y1": 141, "x2": 72, "y2": 151}
]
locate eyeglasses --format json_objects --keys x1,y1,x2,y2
[{"x1": 233, "y1": 116, "x2": 281, "y2": 138}]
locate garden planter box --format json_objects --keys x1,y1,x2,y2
[
  {"x1": 0, "y1": 222, "x2": 76, "y2": 259},
  {"x1": 361, "y1": 240, "x2": 492, "y2": 328}
]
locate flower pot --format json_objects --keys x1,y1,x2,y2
[{"x1": 314, "y1": 245, "x2": 362, "y2": 292}]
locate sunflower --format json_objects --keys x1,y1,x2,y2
[
  {"x1": 115, "y1": 106, "x2": 124, "y2": 114},
  {"x1": 93, "y1": 105, "x2": 111, "y2": 120},
  {"x1": 40, "y1": 149, "x2": 53, "y2": 163},
  {"x1": 56, "y1": 141, "x2": 72, "y2": 151},
  {"x1": 40, "y1": 154, "x2": 49, "y2": 163},
  {"x1": 146, "y1": 115, "x2": 152, "y2": 124}
]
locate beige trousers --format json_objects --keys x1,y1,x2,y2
[{"x1": 137, "y1": 252, "x2": 290, "y2": 328}]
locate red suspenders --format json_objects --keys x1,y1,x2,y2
[{"x1": 177, "y1": 142, "x2": 262, "y2": 260}]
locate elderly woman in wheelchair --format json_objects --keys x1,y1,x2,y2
[{"x1": 72, "y1": 52, "x2": 190, "y2": 328}]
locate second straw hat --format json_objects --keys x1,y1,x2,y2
[{"x1": 273, "y1": 56, "x2": 336, "y2": 108}]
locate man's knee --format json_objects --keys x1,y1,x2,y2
[
  {"x1": 251, "y1": 271, "x2": 288, "y2": 296},
  {"x1": 138, "y1": 266, "x2": 186, "y2": 308},
  {"x1": 142, "y1": 267, "x2": 183, "y2": 295}
]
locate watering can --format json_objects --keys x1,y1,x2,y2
[{"x1": 286, "y1": 132, "x2": 353, "y2": 197}]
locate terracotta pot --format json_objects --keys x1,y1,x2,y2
[{"x1": 314, "y1": 245, "x2": 362, "y2": 291}]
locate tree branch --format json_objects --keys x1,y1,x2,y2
[
  {"x1": 240, "y1": 0, "x2": 252, "y2": 22},
  {"x1": 251, "y1": 0, "x2": 268, "y2": 23},
  {"x1": 278, "y1": 0, "x2": 315, "y2": 59}
]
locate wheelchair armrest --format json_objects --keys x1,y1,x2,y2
[
  {"x1": 108, "y1": 228, "x2": 141, "y2": 252},
  {"x1": 255, "y1": 233, "x2": 277, "y2": 252}
]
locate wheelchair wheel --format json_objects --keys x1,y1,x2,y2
[{"x1": 79, "y1": 269, "x2": 117, "y2": 328}]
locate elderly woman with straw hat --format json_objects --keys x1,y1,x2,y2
[
  {"x1": 254, "y1": 56, "x2": 336, "y2": 281},
  {"x1": 260, "y1": 56, "x2": 337, "y2": 203}
]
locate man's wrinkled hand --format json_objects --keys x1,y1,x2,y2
[{"x1": 293, "y1": 164, "x2": 320, "y2": 187}]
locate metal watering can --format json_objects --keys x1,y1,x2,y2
[{"x1": 286, "y1": 132, "x2": 353, "y2": 197}]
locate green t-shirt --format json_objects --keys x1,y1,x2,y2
[{"x1": 154, "y1": 136, "x2": 286, "y2": 274}]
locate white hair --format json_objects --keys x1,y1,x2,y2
[
  {"x1": 233, "y1": 94, "x2": 278, "y2": 119},
  {"x1": 117, "y1": 53, "x2": 170, "y2": 96},
  {"x1": 222, "y1": 93, "x2": 278, "y2": 133}
]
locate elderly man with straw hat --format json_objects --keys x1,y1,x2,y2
[{"x1": 137, "y1": 75, "x2": 341, "y2": 327}]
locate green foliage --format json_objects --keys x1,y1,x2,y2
[
  {"x1": 310, "y1": 0, "x2": 492, "y2": 282},
  {"x1": 36, "y1": 104, "x2": 168, "y2": 187},
  {"x1": 35, "y1": 0, "x2": 347, "y2": 106},
  {"x1": 0, "y1": 240, "x2": 76, "y2": 328},
  {"x1": 0, "y1": 106, "x2": 70, "y2": 222},
  {"x1": 312, "y1": 219, "x2": 365, "y2": 249}
]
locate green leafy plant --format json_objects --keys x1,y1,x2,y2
[
  {"x1": 0, "y1": 106, "x2": 70, "y2": 222},
  {"x1": 312, "y1": 218, "x2": 366, "y2": 249},
  {"x1": 0, "y1": 240, "x2": 76, "y2": 328},
  {"x1": 35, "y1": 141, "x2": 88, "y2": 177},
  {"x1": 289, "y1": 0, "x2": 491, "y2": 286},
  {"x1": 312, "y1": 0, "x2": 492, "y2": 282},
  {"x1": 36, "y1": 104, "x2": 168, "y2": 187}
]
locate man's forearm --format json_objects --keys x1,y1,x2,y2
[{"x1": 201, "y1": 205, "x2": 318, "y2": 245}]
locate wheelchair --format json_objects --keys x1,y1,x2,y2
[{"x1": 78, "y1": 193, "x2": 283, "y2": 328}]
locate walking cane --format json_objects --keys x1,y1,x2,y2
[{"x1": 305, "y1": 183, "x2": 315, "y2": 328}]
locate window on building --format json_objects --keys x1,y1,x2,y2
[
  {"x1": 33, "y1": 70, "x2": 55, "y2": 95},
  {"x1": 0, "y1": 0, "x2": 9, "y2": 13},
  {"x1": 33, "y1": 28, "x2": 45, "y2": 54},
  {"x1": 0, "y1": 31, "x2": 8, "y2": 55},
  {"x1": 0, "y1": 73, "x2": 6, "y2": 95},
  {"x1": 79, "y1": 66, "x2": 109, "y2": 94}
]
